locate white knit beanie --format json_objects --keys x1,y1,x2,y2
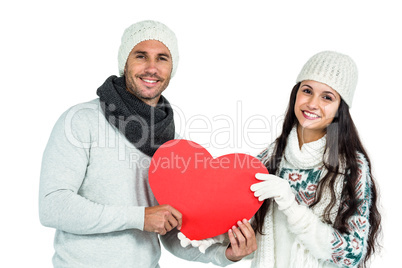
[
  {"x1": 296, "y1": 51, "x2": 358, "y2": 108},
  {"x1": 117, "y1": 20, "x2": 179, "y2": 77}
]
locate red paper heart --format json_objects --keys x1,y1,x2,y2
[{"x1": 149, "y1": 139, "x2": 267, "y2": 240}]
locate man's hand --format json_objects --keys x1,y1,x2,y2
[
  {"x1": 144, "y1": 204, "x2": 182, "y2": 235},
  {"x1": 225, "y1": 219, "x2": 257, "y2": 262}
]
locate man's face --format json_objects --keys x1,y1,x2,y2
[{"x1": 124, "y1": 40, "x2": 173, "y2": 106}]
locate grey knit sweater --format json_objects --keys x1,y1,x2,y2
[{"x1": 39, "y1": 98, "x2": 232, "y2": 267}]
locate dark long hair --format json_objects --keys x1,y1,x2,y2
[{"x1": 253, "y1": 83, "x2": 381, "y2": 267}]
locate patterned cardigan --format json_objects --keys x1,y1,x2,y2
[{"x1": 251, "y1": 127, "x2": 372, "y2": 268}]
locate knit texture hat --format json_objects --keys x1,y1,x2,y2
[
  {"x1": 118, "y1": 20, "x2": 179, "y2": 77},
  {"x1": 296, "y1": 51, "x2": 358, "y2": 108}
]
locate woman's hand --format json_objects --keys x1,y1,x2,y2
[
  {"x1": 251, "y1": 173, "x2": 296, "y2": 211},
  {"x1": 177, "y1": 232, "x2": 225, "y2": 253},
  {"x1": 225, "y1": 219, "x2": 257, "y2": 262}
]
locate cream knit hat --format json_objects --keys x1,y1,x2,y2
[
  {"x1": 296, "y1": 51, "x2": 358, "y2": 108},
  {"x1": 117, "y1": 20, "x2": 179, "y2": 77}
]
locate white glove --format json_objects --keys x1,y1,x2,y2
[
  {"x1": 177, "y1": 232, "x2": 225, "y2": 253},
  {"x1": 250, "y1": 173, "x2": 296, "y2": 211}
]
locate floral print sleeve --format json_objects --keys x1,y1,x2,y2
[
  {"x1": 330, "y1": 154, "x2": 372, "y2": 267},
  {"x1": 256, "y1": 144, "x2": 275, "y2": 163},
  {"x1": 256, "y1": 148, "x2": 269, "y2": 162}
]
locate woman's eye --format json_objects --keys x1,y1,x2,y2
[
  {"x1": 302, "y1": 89, "x2": 311, "y2": 94},
  {"x1": 323, "y1": 95, "x2": 333, "y2": 101}
]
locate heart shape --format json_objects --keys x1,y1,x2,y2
[{"x1": 149, "y1": 139, "x2": 267, "y2": 240}]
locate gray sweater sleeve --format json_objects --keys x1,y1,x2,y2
[
  {"x1": 39, "y1": 106, "x2": 144, "y2": 234},
  {"x1": 160, "y1": 229, "x2": 235, "y2": 267}
]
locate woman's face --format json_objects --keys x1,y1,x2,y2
[{"x1": 294, "y1": 80, "x2": 341, "y2": 142}]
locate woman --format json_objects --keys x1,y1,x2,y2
[{"x1": 250, "y1": 51, "x2": 381, "y2": 267}]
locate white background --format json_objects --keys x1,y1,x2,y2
[{"x1": 1, "y1": 0, "x2": 400, "y2": 267}]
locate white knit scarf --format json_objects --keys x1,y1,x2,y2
[
  {"x1": 251, "y1": 127, "x2": 343, "y2": 268},
  {"x1": 283, "y1": 127, "x2": 326, "y2": 170}
]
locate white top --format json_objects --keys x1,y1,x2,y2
[{"x1": 251, "y1": 127, "x2": 372, "y2": 268}]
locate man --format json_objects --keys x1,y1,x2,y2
[{"x1": 39, "y1": 20, "x2": 256, "y2": 267}]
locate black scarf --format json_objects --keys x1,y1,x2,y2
[{"x1": 96, "y1": 75, "x2": 175, "y2": 157}]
